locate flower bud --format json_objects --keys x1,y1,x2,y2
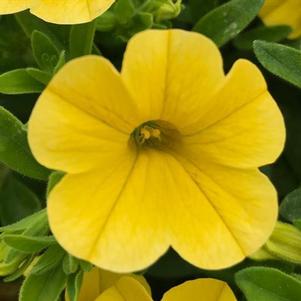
[
  {"x1": 250, "y1": 222, "x2": 301, "y2": 264},
  {"x1": 146, "y1": 0, "x2": 182, "y2": 22}
]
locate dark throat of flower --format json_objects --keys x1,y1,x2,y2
[{"x1": 130, "y1": 120, "x2": 182, "y2": 151}]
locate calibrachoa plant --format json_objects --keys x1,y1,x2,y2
[{"x1": 0, "y1": 0, "x2": 301, "y2": 301}]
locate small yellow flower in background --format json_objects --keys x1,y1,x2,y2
[
  {"x1": 74, "y1": 272, "x2": 237, "y2": 301},
  {"x1": 259, "y1": 0, "x2": 301, "y2": 39},
  {"x1": 66, "y1": 268, "x2": 151, "y2": 301},
  {"x1": 28, "y1": 29, "x2": 285, "y2": 272},
  {"x1": 0, "y1": 0, "x2": 115, "y2": 24}
]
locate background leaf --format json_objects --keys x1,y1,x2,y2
[
  {"x1": 254, "y1": 40, "x2": 301, "y2": 89},
  {"x1": 193, "y1": 0, "x2": 264, "y2": 47},
  {"x1": 31, "y1": 30, "x2": 60, "y2": 72},
  {"x1": 280, "y1": 187, "x2": 301, "y2": 223},
  {"x1": 69, "y1": 21, "x2": 96, "y2": 60},
  {"x1": 236, "y1": 267, "x2": 301, "y2": 301},
  {"x1": 234, "y1": 25, "x2": 291, "y2": 50},
  {"x1": 20, "y1": 263, "x2": 67, "y2": 301},
  {"x1": 0, "y1": 107, "x2": 50, "y2": 180},
  {"x1": 0, "y1": 173, "x2": 41, "y2": 225},
  {"x1": 0, "y1": 69, "x2": 44, "y2": 94}
]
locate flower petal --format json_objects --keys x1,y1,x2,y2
[
  {"x1": 98, "y1": 270, "x2": 151, "y2": 297},
  {"x1": 95, "y1": 276, "x2": 152, "y2": 301},
  {"x1": 49, "y1": 145, "x2": 276, "y2": 271},
  {"x1": 260, "y1": 0, "x2": 301, "y2": 39},
  {"x1": 73, "y1": 269, "x2": 151, "y2": 301},
  {"x1": 121, "y1": 29, "x2": 224, "y2": 127},
  {"x1": 76, "y1": 268, "x2": 101, "y2": 301},
  {"x1": 181, "y1": 59, "x2": 285, "y2": 169},
  {"x1": 30, "y1": 0, "x2": 115, "y2": 24},
  {"x1": 0, "y1": 0, "x2": 29, "y2": 14},
  {"x1": 169, "y1": 154, "x2": 278, "y2": 270},
  {"x1": 28, "y1": 56, "x2": 138, "y2": 173},
  {"x1": 162, "y1": 279, "x2": 237, "y2": 301},
  {"x1": 48, "y1": 149, "x2": 171, "y2": 273}
]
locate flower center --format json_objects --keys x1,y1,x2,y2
[{"x1": 131, "y1": 120, "x2": 181, "y2": 149}]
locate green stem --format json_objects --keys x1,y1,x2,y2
[{"x1": 68, "y1": 20, "x2": 97, "y2": 60}]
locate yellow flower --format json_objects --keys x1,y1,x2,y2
[
  {"x1": 66, "y1": 268, "x2": 151, "y2": 301},
  {"x1": 28, "y1": 29, "x2": 285, "y2": 272},
  {"x1": 259, "y1": 0, "x2": 301, "y2": 39},
  {"x1": 75, "y1": 273, "x2": 237, "y2": 301},
  {"x1": 0, "y1": 0, "x2": 114, "y2": 24}
]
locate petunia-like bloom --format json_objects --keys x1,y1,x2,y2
[
  {"x1": 0, "y1": 0, "x2": 114, "y2": 24},
  {"x1": 66, "y1": 268, "x2": 151, "y2": 301},
  {"x1": 73, "y1": 272, "x2": 237, "y2": 301},
  {"x1": 259, "y1": 0, "x2": 301, "y2": 39},
  {"x1": 28, "y1": 29, "x2": 285, "y2": 272}
]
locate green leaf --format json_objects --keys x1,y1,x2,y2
[
  {"x1": 2, "y1": 235, "x2": 56, "y2": 253},
  {"x1": 189, "y1": 0, "x2": 218, "y2": 23},
  {"x1": 53, "y1": 51, "x2": 66, "y2": 74},
  {"x1": 0, "y1": 69, "x2": 44, "y2": 94},
  {"x1": 31, "y1": 245, "x2": 65, "y2": 275},
  {"x1": 31, "y1": 30, "x2": 60, "y2": 72},
  {"x1": 193, "y1": 0, "x2": 264, "y2": 47},
  {"x1": 20, "y1": 262, "x2": 67, "y2": 301},
  {"x1": 79, "y1": 260, "x2": 93, "y2": 272},
  {"x1": 69, "y1": 21, "x2": 96, "y2": 60},
  {"x1": 280, "y1": 187, "x2": 301, "y2": 222},
  {"x1": 254, "y1": 40, "x2": 301, "y2": 89},
  {"x1": 236, "y1": 267, "x2": 301, "y2": 301},
  {"x1": 3, "y1": 255, "x2": 34, "y2": 282},
  {"x1": 47, "y1": 171, "x2": 65, "y2": 196},
  {"x1": 0, "y1": 174, "x2": 41, "y2": 225},
  {"x1": 15, "y1": 11, "x2": 65, "y2": 51},
  {"x1": 0, "y1": 209, "x2": 46, "y2": 233},
  {"x1": 114, "y1": 0, "x2": 135, "y2": 24},
  {"x1": 294, "y1": 219, "x2": 301, "y2": 232},
  {"x1": 26, "y1": 68, "x2": 52, "y2": 85},
  {"x1": 0, "y1": 107, "x2": 50, "y2": 180},
  {"x1": 63, "y1": 255, "x2": 79, "y2": 275},
  {"x1": 67, "y1": 270, "x2": 83, "y2": 301},
  {"x1": 234, "y1": 25, "x2": 291, "y2": 50}
]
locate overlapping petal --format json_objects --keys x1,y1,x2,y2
[
  {"x1": 72, "y1": 269, "x2": 151, "y2": 301},
  {"x1": 180, "y1": 59, "x2": 285, "y2": 169},
  {"x1": 75, "y1": 273, "x2": 237, "y2": 301},
  {"x1": 162, "y1": 279, "x2": 237, "y2": 301},
  {"x1": 121, "y1": 29, "x2": 224, "y2": 126},
  {"x1": 95, "y1": 276, "x2": 152, "y2": 301},
  {"x1": 168, "y1": 156, "x2": 278, "y2": 269},
  {"x1": 0, "y1": 0, "x2": 114, "y2": 24},
  {"x1": 259, "y1": 0, "x2": 301, "y2": 39},
  {"x1": 48, "y1": 150, "x2": 172, "y2": 272},
  {"x1": 28, "y1": 56, "x2": 138, "y2": 174}
]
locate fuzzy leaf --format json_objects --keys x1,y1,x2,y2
[
  {"x1": 234, "y1": 25, "x2": 291, "y2": 50},
  {"x1": 20, "y1": 263, "x2": 67, "y2": 301},
  {"x1": 0, "y1": 175, "x2": 41, "y2": 225},
  {"x1": 66, "y1": 270, "x2": 84, "y2": 301},
  {"x1": 236, "y1": 267, "x2": 301, "y2": 301},
  {"x1": 0, "y1": 107, "x2": 50, "y2": 180},
  {"x1": 280, "y1": 187, "x2": 301, "y2": 223},
  {"x1": 0, "y1": 69, "x2": 44, "y2": 94},
  {"x1": 30, "y1": 245, "x2": 65, "y2": 275},
  {"x1": 2, "y1": 235, "x2": 56, "y2": 253},
  {"x1": 254, "y1": 40, "x2": 301, "y2": 89},
  {"x1": 69, "y1": 21, "x2": 96, "y2": 60},
  {"x1": 31, "y1": 30, "x2": 60, "y2": 72},
  {"x1": 26, "y1": 68, "x2": 52, "y2": 85},
  {"x1": 194, "y1": 0, "x2": 264, "y2": 47}
]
